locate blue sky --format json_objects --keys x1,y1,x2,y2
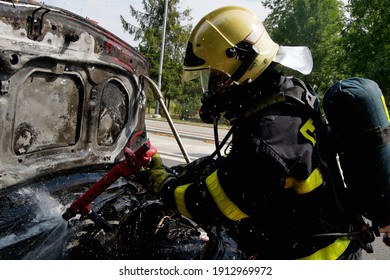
[{"x1": 43, "y1": 0, "x2": 270, "y2": 47}]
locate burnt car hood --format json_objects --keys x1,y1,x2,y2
[{"x1": 0, "y1": 0, "x2": 150, "y2": 190}]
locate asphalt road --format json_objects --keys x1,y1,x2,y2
[
  {"x1": 145, "y1": 118, "x2": 229, "y2": 166},
  {"x1": 145, "y1": 117, "x2": 390, "y2": 260}
]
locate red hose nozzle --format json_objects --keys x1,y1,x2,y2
[{"x1": 62, "y1": 140, "x2": 155, "y2": 222}]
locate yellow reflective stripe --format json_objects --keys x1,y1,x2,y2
[
  {"x1": 205, "y1": 170, "x2": 249, "y2": 221},
  {"x1": 284, "y1": 167, "x2": 323, "y2": 194},
  {"x1": 174, "y1": 183, "x2": 192, "y2": 219},
  {"x1": 381, "y1": 95, "x2": 390, "y2": 122},
  {"x1": 299, "y1": 237, "x2": 351, "y2": 260}
]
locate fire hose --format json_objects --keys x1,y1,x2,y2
[
  {"x1": 62, "y1": 140, "x2": 156, "y2": 230},
  {"x1": 141, "y1": 75, "x2": 190, "y2": 164}
]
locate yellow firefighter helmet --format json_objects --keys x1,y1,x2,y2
[{"x1": 182, "y1": 6, "x2": 279, "y2": 85}]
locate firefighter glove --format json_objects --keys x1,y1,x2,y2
[{"x1": 146, "y1": 153, "x2": 174, "y2": 195}]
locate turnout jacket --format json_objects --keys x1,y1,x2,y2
[{"x1": 160, "y1": 72, "x2": 356, "y2": 259}]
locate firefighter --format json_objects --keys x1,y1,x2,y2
[{"x1": 143, "y1": 6, "x2": 375, "y2": 259}]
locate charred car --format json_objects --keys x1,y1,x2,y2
[{"x1": 0, "y1": 0, "x2": 241, "y2": 260}]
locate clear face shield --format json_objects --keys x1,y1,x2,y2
[
  {"x1": 183, "y1": 69, "x2": 232, "y2": 94},
  {"x1": 182, "y1": 69, "x2": 212, "y2": 95},
  {"x1": 199, "y1": 70, "x2": 209, "y2": 93}
]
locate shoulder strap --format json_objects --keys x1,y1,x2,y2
[
  {"x1": 283, "y1": 77, "x2": 321, "y2": 116},
  {"x1": 243, "y1": 77, "x2": 321, "y2": 119}
]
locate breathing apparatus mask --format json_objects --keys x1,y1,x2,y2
[
  {"x1": 198, "y1": 70, "x2": 231, "y2": 124},
  {"x1": 199, "y1": 88, "x2": 222, "y2": 124}
]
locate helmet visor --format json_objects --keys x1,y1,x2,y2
[
  {"x1": 183, "y1": 69, "x2": 231, "y2": 95},
  {"x1": 182, "y1": 68, "x2": 209, "y2": 84}
]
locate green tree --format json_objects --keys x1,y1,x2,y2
[
  {"x1": 174, "y1": 80, "x2": 202, "y2": 119},
  {"x1": 341, "y1": 0, "x2": 390, "y2": 97},
  {"x1": 120, "y1": 0, "x2": 194, "y2": 114},
  {"x1": 261, "y1": 0, "x2": 346, "y2": 95}
]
